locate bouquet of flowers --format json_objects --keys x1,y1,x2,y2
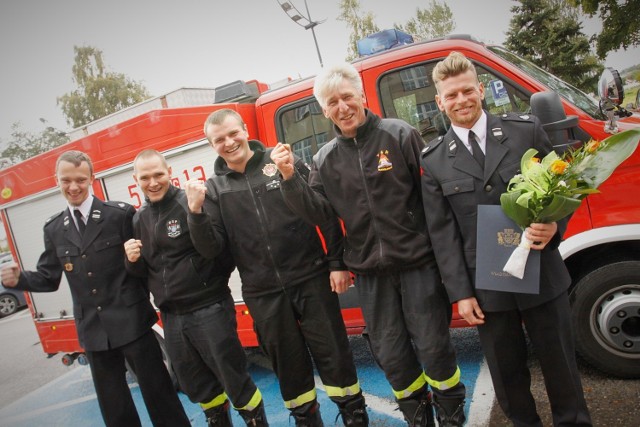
[{"x1": 500, "y1": 128, "x2": 640, "y2": 279}]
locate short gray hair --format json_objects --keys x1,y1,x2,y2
[{"x1": 313, "y1": 63, "x2": 363, "y2": 108}]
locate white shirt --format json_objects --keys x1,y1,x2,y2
[
  {"x1": 69, "y1": 195, "x2": 94, "y2": 230},
  {"x1": 451, "y1": 111, "x2": 488, "y2": 156}
]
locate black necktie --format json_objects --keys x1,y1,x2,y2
[
  {"x1": 469, "y1": 131, "x2": 485, "y2": 167},
  {"x1": 74, "y1": 209, "x2": 86, "y2": 236}
]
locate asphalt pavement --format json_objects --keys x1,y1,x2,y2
[{"x1": 2, "y1": 308, "x2": 639, "y2": 426}]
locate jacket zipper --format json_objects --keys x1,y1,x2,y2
[
  {"x1": 245, "y1": 174, "x2": 285, "y2": 288},
  {"x1": 354, "y1": 137, "x2": 384, "y2": 261}
]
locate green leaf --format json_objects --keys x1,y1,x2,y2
[
  {"x1": 578, "y1": 129, "x2": 640, "y2": 188},
  {"x1": 500, "y1": 191, "x2": 532, "y2": 229},
  {"x1": 535, "y1": 194, "x2": 583, "y2": 223}
]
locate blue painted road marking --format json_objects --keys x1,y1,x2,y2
[{"x1": 0, "y1": 330, "x2": 491, "y2": 426}]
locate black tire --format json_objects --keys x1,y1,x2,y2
[
  {"x1": 569, "y1": 261, "x2": 640, "y2": 378},
  {"x1": 0, "y1": 294, "x2": 19, "y2": 317}
]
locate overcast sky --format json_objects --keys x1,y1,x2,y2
[{"x1": 1, "y1": 0, "x2": 638, "y2": 146}]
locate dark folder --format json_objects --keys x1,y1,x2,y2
[{"x1": 475, "y1": 205, "x2": 540, "y2": 294}]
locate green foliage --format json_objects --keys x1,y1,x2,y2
[
  {"x1": 338, "y1": 0, "x2": 380, "y2": 61},
  {"x1": 0, "y1": 120, "x2": 69, "y2": 166},
  {"x1": 505, "y1": 0, "x2": 604, "y2": 93},
  {"x1": 338, "y1": 0, "x2": 455, "y2": 60},
  {"x1": 57, "y1": 46, "x2": 151, "y2": 129},
  {"x1": 571, "y1": 0, "x2": 640, "y2": 59},
  {"x1": 395, "y1": 0, "x2": 455, "y2": 41}
]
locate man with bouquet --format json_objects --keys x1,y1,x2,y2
[{"x1": 420, "y1": 51, "x2": 592, "y2": 426}]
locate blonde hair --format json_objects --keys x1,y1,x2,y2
[
  {"x1": 133, "y1": 149, "x2": 168, "y2": 173},
  {"x1": 203, "y1": 109, "x2": 245, "y2": 142},
  {"x1": 431, "y1": 51, "x2": 478, "y2": 92}
]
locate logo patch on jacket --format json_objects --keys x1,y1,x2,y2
[
  {"x1": 377, "y1": 150, "x2": 393, "y2": 172},
  {"x1": 166, "y1": 219, "x2": 182, "y2": 238},
  {"x1": 262, "y1": 163, "x2": 278, "y2": 177}
]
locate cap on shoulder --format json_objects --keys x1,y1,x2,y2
[
  {"x1": 44, "y1": 211, "x2": 64, "y2": 226},
  {"x1": 421, "y1": 135, "x2": 444, "y2": 158},
  {"x1": 103, "y1": 200, "x2": 132, "y2": 210},
  {"x1": 500, "y1": 112, "x2": 534, "y2": 122}
]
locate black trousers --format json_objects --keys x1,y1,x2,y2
[
  {"x1": 85, "y1": 329, "x2": 190, "y2": 427},
  {"x1": 478, "y1": 294, "x2": 592, "y2": 427},
  {"x1": 161, "y1": 295, "x2": 259, "y2": 409},
  {"x1": 355, "y1": 262, "x2": 464, "y2": 401},
  {"x1": 244, "y1": 274, "x2": 360, "y2": 409}
]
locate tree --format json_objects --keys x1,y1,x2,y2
[
  {"x1": 395, "y1": 0, "x2": 455, "y2": 41},
  {"x1": 505, "y1": 0, "x2": 603, "y2": 93},
  {"x1": 0, "y1": 120, "x2": 69, "y2": 166},
  {"x1": 337, "y1": 0, "x2": 380, "y2": 61},
  {"x1": 57, "y1": 46, "x2": 151, "y2": 129},
  {"x1": 570, "y1": 0, "x2": 640, "y2": 59}
]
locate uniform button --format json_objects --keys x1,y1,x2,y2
[
  {"x1": 96, "y1": 306, "x2": 102, "y2": 311},
  {"x1": 82, "y1": 255, "x2": 87, "y2": 259},
  {"x1": 454, "y1": 186, "x2": 460, "y2": 192},
  {"x1": 87, "y1": 272, "x2": 93, "y2": 277},
  {"x1": 106, "y1": 242, "x2": 110, "y2": 246},
  {"x1": 484, "y1": 185, "x2": 493, "y2": 192},
  {"x1": 91, "y1": 289, "x2": 97, "y2": 295}
]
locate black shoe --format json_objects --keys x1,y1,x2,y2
[
  {"x1": 290, "y1": 400, "x2": 324, "y2": 427},
  {"x1": 238, "y1": 400, "x2": 269, "y2": 427},
  {"x1": 336, "y1": 393, "x2": 369, "y2": 426},
  {"x1": 397, "y1": 390, "x2": 435, "y2": 427},
  {"x1": 205, "y1": 400, "x2": 233, "y2": 427},
  {"x1": 431, "y1": 395, "x2": 465, "y2": 427}
]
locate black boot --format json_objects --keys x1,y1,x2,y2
[
  {"x1": 238, "y1": 400, "x2": 269, "y2": 426},
  {"x1": 396, "y1": 390, "x2": 435, "y2": 427},
  {"x1": 336, "y1": 393, "x2": 369, "y2": 426},
  {"x1": 204, "y1": 400, "x2": 233, "y2": 427},
  {"x1": 431, "y1": 394, "x2": 465, "y2": 427},
  {"x1": 290, "y1": 400, "x2": 324, "y2": 427}
]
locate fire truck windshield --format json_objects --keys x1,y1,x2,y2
[{"x1": 488, "y1": 45, "x2": 606, "y2": 121}]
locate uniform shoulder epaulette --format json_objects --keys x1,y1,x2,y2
[
  {"x1": 44, "y1": 211, "x2": 64, "y2": 226},
  {"x1": 103, "y1": 200, "x2": 131, "y2": 210},
  {"x1": 500, "y1": 112, "x2": 534, "y2": 122},
  {"x1": 421, "y1": 135, "x2": 444, "y2": 157}
]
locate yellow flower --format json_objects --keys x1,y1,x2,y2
[
  {"x1": 586, "y1": 139, "x2": 600, "y2": 153},
  {"x1": 549, "y1": 159, "x2": 569, "y2": 175}
]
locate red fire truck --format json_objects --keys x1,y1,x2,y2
[{"x1": 1, "y1": 34, "x2": 639, "y2": 378}]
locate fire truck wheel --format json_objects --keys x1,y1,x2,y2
[
  {"x1": 0, "y1": 294, "x2": 19, "y2": 317},
  {"x1": 124, "y1": 332, "x2": 180, "y2": 391},
  {"x1": 570, "y1": 261, "x2": 640, "y2": 379}
]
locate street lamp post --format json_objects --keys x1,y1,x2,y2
[{"x1": 276, "y1": 0, "x2": 325, "y2": 68}]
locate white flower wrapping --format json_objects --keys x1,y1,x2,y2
[{"x1": 503, "y1": 236, "x2": 533, "y2": 279}]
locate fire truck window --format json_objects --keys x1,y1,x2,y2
[
  {"x1": 378, "y1": 62, "x2": 530, "y2": 143},
  {"x1": 278, "y1": 100, "x2": 335, "y2": 164}
]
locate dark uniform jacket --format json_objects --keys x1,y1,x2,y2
[
  {"x1": 420, "y1": 112, "x2": 571, "y2": 311},
  {"x1": 16, "y1": 197, "x2": 157, "y2": 351},
  {"x1": 125, "y1": 185, "x2": 234, "y2": 314},
  {"x1": 280, "y1": 109, "x2": 435, "y2": 276},
  {"x1": 188, "y1": 140, "x2": 345, "y2": 298}
]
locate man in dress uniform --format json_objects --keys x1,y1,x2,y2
[
  {"x1": 0, "y1": 150, "x2": 190, "y2": 427},
  {"x1": 420, "y1": 51, "x2": 592, "y2": 426}
]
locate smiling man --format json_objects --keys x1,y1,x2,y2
[
  {"x1": 0, "y1": 150, "x2": 190, "y2": 427},
  {"x1": 271, "y1": 63, "x2": 467, "y2": 427},
  {"x1": 125, "y1": 149, "x2": 268, "y2": 427},
  {"x1": 186, "y1": 108, "x2": 368, "y2": 427}
]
